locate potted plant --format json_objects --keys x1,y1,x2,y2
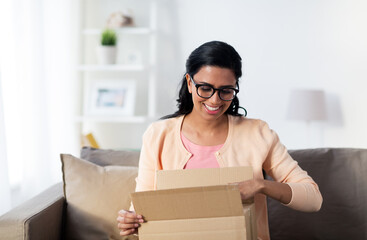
[{"x1": 96, "y1": 29, "x2": 117, "y2": 64}]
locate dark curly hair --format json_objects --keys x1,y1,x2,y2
[{"x1": 162, "y1": 41, "x2": 246, "y2": 119}]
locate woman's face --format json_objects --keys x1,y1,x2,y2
[{"x1": 186, "y1": 66, "x2": 237, "y2": 122}]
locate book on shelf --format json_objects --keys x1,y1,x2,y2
[{"x1": 81, "y1": 133, "x2": 100, "y2": 149}]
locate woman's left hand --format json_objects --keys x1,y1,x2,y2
[
  {"x1": 233, "y1": 179, "x2": 292, "y2": 205},
  {"x1": 234, "y1": 179, "x2": 264, "y2": 201}
]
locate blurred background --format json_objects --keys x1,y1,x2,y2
[{"x1": 0, "y1": 0, "x2": 366, "y2": 215}]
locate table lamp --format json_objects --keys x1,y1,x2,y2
[{"x1": 286, "y1": 89, "x2": 327, "y2": 123}]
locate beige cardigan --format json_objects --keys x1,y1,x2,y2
[{"x1": 134, "y1": 114, "x2": 322, "y2": 240}]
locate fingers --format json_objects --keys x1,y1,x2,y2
[
  {"x1": 120, "y1": 228, "x2": 137, "y2": 236},
  {"x1": 117, "y1": 211, "x2": 144, "y2": 223},
  {"x1": 231, "y1": 180, "x2": 260, "y2": 203},
  {"x1": 118, "y1": 210, "x2": 139, "y2": 218},
  {"x1": 117, "y1": 209, "x2": 145, "y2": 236},
  {"x1": 119, "y1": 210, "x2": 143, "y2": 220},
  {"x1": 118, "y1": 222, "x2": 140, "y2": 230},
  {"x1": 116, "y1": 216, "x2": 143, "y2": 225}
]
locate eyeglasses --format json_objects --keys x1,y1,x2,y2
[{"x1": 190, "y1": 76, "x2": 239, "y2": 101}]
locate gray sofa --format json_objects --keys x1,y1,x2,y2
[{"x1": 0, "y1": 147, "x2": 366, "y2": 240}]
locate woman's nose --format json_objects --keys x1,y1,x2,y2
[{"x1": 209, "y1": 90, "x2": 222, "y2": 104}]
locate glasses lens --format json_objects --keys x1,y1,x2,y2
[
  {"x1": 197, "y1": 85, "x2": 214, "y2": 98},
  {"x1": 219, "y1": 88, "x2": 236, "y2": 100}
]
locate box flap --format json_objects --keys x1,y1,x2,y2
[
  {"x1": 138, "y1": 216, "x2": 246, "y2": 240},
  {"x1": 156, "y1": 167, "x2": 253, "y2": 190},
  {"x1": 131, "y1": 185, "x2": 244, "y2": 221}
]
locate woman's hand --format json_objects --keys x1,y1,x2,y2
[
  {"x1": 234, "y1": 179, "x2": 292, "y2": 205},
  {"x1": 117, "y1": 209, "x2": 145, "y2": 236},
  {"x1": 235, "y1": 179, "x2": 264, "y2": 201}
]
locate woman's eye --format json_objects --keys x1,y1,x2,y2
[
  {"x1": 200, "y1": 86, "x2": 212, "y2": 92},
  {"x1": 221, "y1": 89, "x2": 233, "y2": 94}
]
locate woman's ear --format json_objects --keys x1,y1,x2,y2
[{"x1": 186, "y1": 73, "x2": 192, "y2": 94}]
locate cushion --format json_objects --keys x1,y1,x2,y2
[
  {"x1": 267, "y1": 148, "x2": 367, "y2": 240},
  {"x1": 80, "y1": 147, "x2": 140, "y2": 167},
  {"x1": 61, "y1": 154, "x2": 139, "y2": 240}
]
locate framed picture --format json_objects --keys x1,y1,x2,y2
[{"x1": 84, "y1": 79, "x2": 136, "y2": 116}]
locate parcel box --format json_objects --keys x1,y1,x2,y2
[{"x1": 131, "y1": 167, "x2": 257, "y2": 240}]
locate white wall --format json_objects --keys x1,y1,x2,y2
[
  {"x1": 83, "y1": 0, "x2": 367, "y2": 150},
  {"x1": 154, "y1": 0, "x2": 367, "y2": 149}
]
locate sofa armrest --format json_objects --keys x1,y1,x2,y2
[{"x1": 0, "y1": 182, "x2": 65, "y2": 240}]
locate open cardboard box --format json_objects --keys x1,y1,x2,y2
[{"x1": 131, "y1": 167, "x2": 257, "y2": 240}]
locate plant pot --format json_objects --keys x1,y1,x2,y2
[{"x1": 96, "y1": 45, "x2": 117, "y2": 65}]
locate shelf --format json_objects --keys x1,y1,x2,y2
[
  {"x1": 75, "y1": 115, "x2": 148, "y2": 123},
  {"x1": 83, "y1": 27, "x2": 153, "y2": 35},
  {"x1": 76, "y1": 0, "x2": 158, "y2": 148},
  {"x1": 77, "y1": 64, "x2": 145, "y2": 72}
]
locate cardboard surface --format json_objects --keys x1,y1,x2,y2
[
  {"x1": 131, "y1": 167, "x2": 257, "y2": 240},
  {"x1": 131, "y1": 185, "x2": 243, "y2": 221},
  {"x1": 156, "y1": 167, "x2": 253, "y2": 190},
  {"x1": 138, "y1": 216, "x2": 246, "y2": 240},
  {"x1": 243, "y1": 203, "x2": 257, "y2": 240}
]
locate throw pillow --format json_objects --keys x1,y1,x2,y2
[
  {"x1": 80, "y1": 147, "x2": 140, "y2": 167},
  {"x1": 61, "y1": 154, "x2": 138, "y2": 240}
]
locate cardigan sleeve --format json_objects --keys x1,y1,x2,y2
[{"x1": 261, "y1": 122, "x2": 323, "y2": 212}]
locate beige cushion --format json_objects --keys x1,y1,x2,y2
[{"x1": 61, "y1": 154, "x2": 138, "y2": 240}]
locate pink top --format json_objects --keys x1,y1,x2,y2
[{"x1": 181, "y1": 133, "x2": 222, "y2": 169}]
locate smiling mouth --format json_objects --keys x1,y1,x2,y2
[{"x1": 204, "y1": 104, "x2": 220, "y2": 111}]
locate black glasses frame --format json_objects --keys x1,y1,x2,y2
[{"x1": 190, "y1": 76, "x2": 239, "y2": 101}]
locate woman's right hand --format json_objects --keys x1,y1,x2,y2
[{"x1": 117, "y1": 209, "x2": 145, "y2": 236}]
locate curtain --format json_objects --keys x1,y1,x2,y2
[
  {"x1": 0, "y1": 73, "x2": 11, "y2": 216},
  {"x1": 0, "y1": 0, "x2": 79, "y2": 212}
]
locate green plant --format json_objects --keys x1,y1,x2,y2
[{"x1": 101, "y1": 29, "x2": 117, "y2": 46}]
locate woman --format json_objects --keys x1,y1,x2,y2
[{"x1": 117, "y1": 41, "x2": 322, "y2": 240}]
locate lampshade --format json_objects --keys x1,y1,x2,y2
[{"x1": 286, "y1": 89, "x2": 327, "y2": 122}]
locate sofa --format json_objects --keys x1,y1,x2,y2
[{"x1": 0, "y1": 147, "x2": 366, "y2": 240}]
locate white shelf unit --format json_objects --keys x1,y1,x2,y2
[
  {"x1": 76, "y1": 0, "x2": 158, "y2": 149},
  {"x1": 75, "y1": 115, "x2": 147, "y2": 123},
  {"x1": 77, "y1": 64, "x2": 145, "y2": 72},
  {"x1": 77, "y1": 0, "x2": 157, "y2": 124},
  {"x1": 82, "y1": 27, "x2": 154, "y2": 35}
]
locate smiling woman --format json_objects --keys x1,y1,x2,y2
[{"x1": 117, "y1": 41, "x2": 322, "y2": 240}]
